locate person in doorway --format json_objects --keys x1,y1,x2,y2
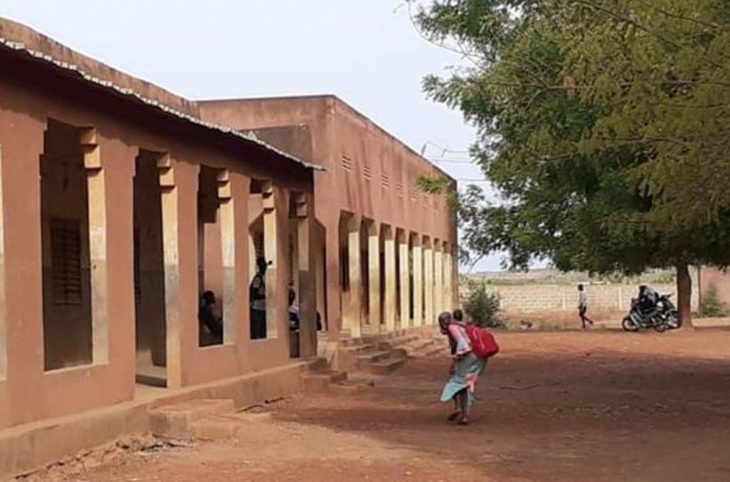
[
  {"x1": 439, "y1": 311, "x2": 487, "y2": 425},
  {"x1": 199, "y1": 290, "x2": 223, "y2": 343},
  {"x1": 578, "y1": 284, "x2": 593, "y2": 329},
  {"x1": 250, "y1": 257, "x2": 269, "y2": 339},
  {"x1": 288, "y1": 286, "x2": 300, "y2": 332}
]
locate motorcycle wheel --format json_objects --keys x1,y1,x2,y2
[
  {"x1": 667, "y1": 312, "x2": 681, "y2": 329},
  {"x1": 654, "y1": 321, "x2": 668, "y2": 333},
  {"x1": 622, "y1": 317, "x2": 639, "y2": 332}
]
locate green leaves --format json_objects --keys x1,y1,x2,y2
[{"x1": 416, "y1": 0, "x2": 730, "y2": 275}]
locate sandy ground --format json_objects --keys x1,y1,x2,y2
[{"x1": 21, "y1": 330, "x2": 730, "y2": 482}]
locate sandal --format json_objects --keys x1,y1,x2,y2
[{"x1": 457, "y1": 414, "x2": 470, "y2": 426}]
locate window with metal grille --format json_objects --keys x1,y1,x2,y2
[{"x1": 50, "y1": 219, "x2": 82, "y2": 305}]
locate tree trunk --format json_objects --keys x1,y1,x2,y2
[{"x1": 676, "y1": 263, "x2": 693, "y2": 329}]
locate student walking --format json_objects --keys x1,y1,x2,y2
[
  {"x1": 578, "y1": 283, "x2": 594, "y2": 329},
  {"x1": 438, "y1": 311, "x2": 488, "y2": 425}
]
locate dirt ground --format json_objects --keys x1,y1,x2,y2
[{"x1": 23, "y1": 330, "x2": 730, "y2": 482}]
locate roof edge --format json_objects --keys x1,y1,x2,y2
[{"x1": 0, "y1": 21, "x2": 323, "y2": 172}]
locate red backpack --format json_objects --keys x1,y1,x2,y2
[{"x1": 465, "y1": 324, "x2": 500, "y2": 359}]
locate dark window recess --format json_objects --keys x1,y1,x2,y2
[
  {"x1": 339, "y1": 247, "x2": 350, "y2": 291},
  {"x1": 253, "y1": 231, "x2": 264, "y2": 258},
  {"x1": 134, "y1": 230, "x2": 141, "y2": 305},
  {"x1": 50, "y1": 219, "x2": 82, "y2": 306}
]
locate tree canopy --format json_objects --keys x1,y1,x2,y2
[{"x1": 412, "y1": 0, "x2": 730, "y2": 324}]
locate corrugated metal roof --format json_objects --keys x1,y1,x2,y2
[{"x1": 0, "y1": 37, "x2": 324, "y2": 172}]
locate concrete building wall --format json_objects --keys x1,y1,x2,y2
[
  {"x1": 198, "y1": 96, "x2": 459, "y2": 336},
  {"x1": 0, "y1": 17, "x2": 456, "y2": 450},
  {"x1": 0, "y1": 22, "x2": 316, "y2": 432}
]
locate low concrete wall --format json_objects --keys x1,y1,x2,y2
[{"x1": 463, "y1": 283, "x2": 699, "y2": 314}]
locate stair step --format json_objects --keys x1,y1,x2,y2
[
  {"x1": 412, "y1": 345, "x2": 446, "y2": 358},
  {"x1": 191, "y1": 415, "x2": 243, "y2": 440},
  {"x1": 356, "y1": 350, "x2": 392, "y2": 365},
  {"x1": 368, "y1": 356, "x2": 407, "y2": 376},
  {"x1": 302, "y1": 370, "x2": 348, "y2": 392},
  {"x1": 339, "y1": 343, "x2": 378, "y2": 354},
  {"x1": 308, "y1": 357, "x2": 328, "y2": 372},
  {"x1": 149, "y1": 399, "x2": 234, "y2": 440}
]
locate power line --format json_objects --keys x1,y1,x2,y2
[{"x1": 430, "y1": 158, "x2": 475, "y2": 164}]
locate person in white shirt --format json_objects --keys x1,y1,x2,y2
[{"x1": 578, "y1": 283, "x2": 593, "y2": 329}]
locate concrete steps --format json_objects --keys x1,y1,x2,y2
[
  {"x1": 149, "y1": 399, "x2": 235, "y2": 440},
  {"x1": 301, "y1": 357, "x2": 348, "y2": 392},
  {"x1": 368, "y1": 356, "x2": 407, "y2": 375},
  {"x1": 301, "y1": 369, "x2": 348, "y2": 392}
]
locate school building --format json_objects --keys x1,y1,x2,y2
[{"x1": 0, "y1": 18, "x2": 457, "y2": 474}]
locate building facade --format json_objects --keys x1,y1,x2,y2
[
  {"x1": 199, "y1": 96, "x2": 459, "y2": 341},
  {"x1": 0, "y1": 17, "x2": 457, "y2": 462},
  {"x1": 0, "y1": 19, "x2": 323, "y2": 433}
]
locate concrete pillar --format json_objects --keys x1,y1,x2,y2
[
  {"x1": 0, "y1": 144, "x2": 6, "y2": 379},
  {"x1": 294, "y1": 193, "x2": 317, "y2": 358},
  {"x1": 434, "y1": 241, "x2": 444, "y2": 316},
  {"x1": 314, "y1": 226, "x2": 326, "y2": 331},
  {"x1": 157, "y1": 156, "x2": 188, "y2": 388},
  {"x1": 412, "y1": 238, "x2": 423, "y2": 326},
  {"x1": 81, "y1": 130, "x2": 109, "y2": 365},
  {"x1": 346, "y1": 216, "x2": 362, "y2": 337},
  {"x1": 367, "y1": 222, "x2": 381, "y2": 330},
  {"x1": 383, "y1": 226, "x2": 397, "y2": 332},
  {"x1": 325, "y1": 224, "x2": 341, "y2": 339},
  {"x1": 451, "y1": 246, "x2": 459, "y2": 308},
  {"x1": 262, "y1": 182, "x2": 289, "y2": 339},
  {"x1": 217, "y1": 170, "x2": 237, "y2": 344},
  {"x1": 444, "y1": 247, "x2": 454, "y2": 311},
  {"x1": 398, "y1": 232, "x2": 411, "y2": 328},
  {"x1": 424, "y1": 239, "x2": 434, "y2": 325}
]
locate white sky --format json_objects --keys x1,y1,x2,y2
[{"x1": 0, "y1": 0, "x2": 505, "y2": 271}]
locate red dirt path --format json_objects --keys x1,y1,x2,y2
[{"x1": 23, "y1": 330, "x2": 730, "y2": 482}]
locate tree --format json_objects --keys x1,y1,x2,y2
[{"x1": 412, "y1": 0, "x2": 730, "y2": 326}]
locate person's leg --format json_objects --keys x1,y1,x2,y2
[
  {"x1": 447, "y1": 396, "x2": 462, "y2": 421},
  {"x1": 457, "y1": 389, "x2": 469, "y2": 425}
]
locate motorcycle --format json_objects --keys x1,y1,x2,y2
[
  {"x1": 658, "y1": 294, "x2": 681, "y2": 330},
  {"x1": 622, "y1": 294, "x2": 680, "y2": 332}
]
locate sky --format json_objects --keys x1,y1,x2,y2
[{"x1": 0, "y1": 0, "x2": 506, "y2": 272}]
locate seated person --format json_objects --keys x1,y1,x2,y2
[
  {"x1": 199, "y1": 290, "x2": 223, "y2": 342},
  {"x1": 288, "y1": 287, "x2": 324, "y2": 332},
  {"x1": 638, "y1": 284, "x2": 659, "y2": 315}
]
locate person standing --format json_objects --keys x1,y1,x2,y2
[
  {"x1": 250, "y1": 257, "x2": 268, "y2": 339},
  {"x1": 578, "y1": 283, "x2": 593, "y2": 329}
]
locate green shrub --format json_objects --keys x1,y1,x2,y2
[
  {"x1": 699, "y1": 283, "x2": 730, "y2": 318},
  {"x1": 463, "y1": 281, "x2": 504, "y2": 328}
]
